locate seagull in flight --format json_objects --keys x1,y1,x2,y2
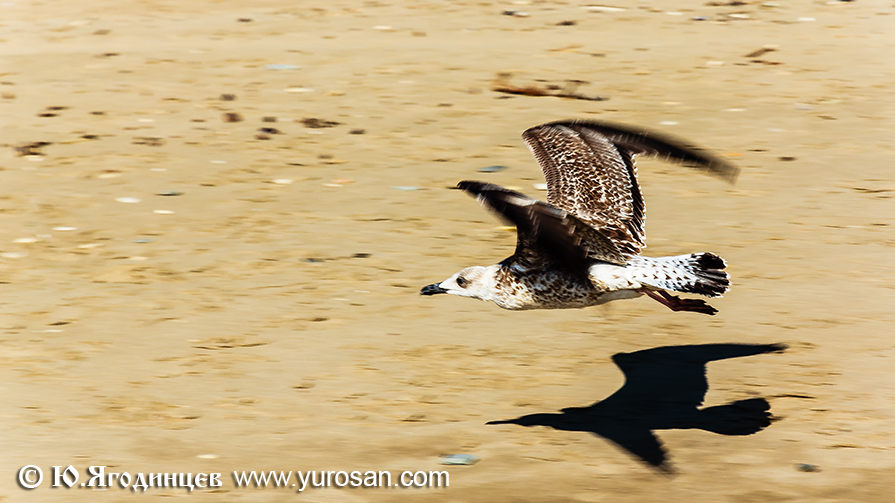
[{"x1": 420, "y1": 120, "x2": 739, "y2": 315}]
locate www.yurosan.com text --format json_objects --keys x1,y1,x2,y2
[
  {"x1": 17, "y1": 465, "x2": 449, "y2": 492},
  {"x1": 233, "y1": 470, "x2": 449, "y2": 491}
]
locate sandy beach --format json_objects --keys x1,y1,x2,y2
[{"x1": 2, "y1": 0, "x2": 894, "y2": 501}]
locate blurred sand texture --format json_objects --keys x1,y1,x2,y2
[{"x1": 2, "y1": 0, "x2": 894, "y2": 501}]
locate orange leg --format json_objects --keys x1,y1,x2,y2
[{"x1": 640, "y1": 289, "x2": 718, "y2": 316}]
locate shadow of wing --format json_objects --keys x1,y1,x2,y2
[{"x1": 609, "y1": 343, "x2": 788, "y2": 409}]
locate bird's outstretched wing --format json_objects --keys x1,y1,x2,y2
[
  {"x1": 522, "y1": 120, "x2": 739, "y2": 255},
  {"x1": 457, "y1": 181, "x2": 627, "y2": 272}
]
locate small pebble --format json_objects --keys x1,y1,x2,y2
[
  {"x1": 660, "y1": 121, "x2": 679, "y2": 126},
  {"x1": 584, "y1": 5, "x2": 625, "y2": 12},
  {"x1": 778, "y1": 156, "x2": 797, "y2": 162},
  {"x1": 796, "y1": 463, "x2": 821, "y2": 472},
  {"x1": 220, "y1": 94, "x2": 237, "y2": 101},
  {"x1": 258, "y1": 127, "x2": 281, "y2": 134},
  {"x1": 478, "y1": 165, "x2": 508, "y2": 173},
  {"x1": 53, "y1": 226, "x2": 77, "y2": 231},
  {"x1": 533, "y1": 183, "x2": 548, "y2": 190},
  {"x1": 132, "y1": 136, "x2": 164, "y2": 146},
  {"x1": 153, "y1": 210, "x2": 174, "y2": 214},
  {"x1": 13, "y1": 237, "x2": 38, "y2": 243},
  {"x1": 197, "y1": 454, "x2": 219, "y2": 459},
  {"x1": 222, "y1": 112, "x2": 243, "y2": 123},
  {"x1": 266, "y1": 64, "x2": 300, "y2": 70},
  {"x1": 439, "y1": 454, "x2": 479, "y2": 466},
  {"x1": 391, "y1": 186, "x2": 420, "y2": 191},
  {"x1": 301, "y1": 118, "x2": 340, "y2": 128},
  {"x1": 348, "y1": 128, "x2": 366, "y2": 135},
  {"x1": 133, "y1": 238, "x2": 153, "y2": 243},
  {"x1": 692, "y1": 16, "x2": 710, "y2": 20},
  {"x1": 262, "y1": 116, "x2": 277, "y2": 123},
  {"x1": 115, "y1": 197, "x2": 141, "y2": 204},
  {"x1": 272, "y1": 179, "x2": 294, "y2": 185},
  {"x1": 157, "y1": 191, "x2": 183, "y2": 196}
]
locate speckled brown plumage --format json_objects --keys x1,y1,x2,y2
[{"x1": 422, "y1": 120, "x2": 739, "y2": 315}]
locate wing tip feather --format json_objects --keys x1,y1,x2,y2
[{"x1": 524, "y1": 119, "x2": 741, "y2": 184}]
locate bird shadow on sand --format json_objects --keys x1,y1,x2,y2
[{"x1": 488, "y1": 343, "x2": 787, "y2": 474}]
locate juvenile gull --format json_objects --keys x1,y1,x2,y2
[{"x1": 420, "y1": 120, "x2": 739, "y2": 315}]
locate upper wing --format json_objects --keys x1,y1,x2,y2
[
  {"x1": 522, "y1": 120, "x2": 740, "y2": 256},
  {"x1": 457, "y1": 181, "x2": 627, "y2": 272}
]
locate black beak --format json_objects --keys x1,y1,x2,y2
[{"x1": 420, "y1": 283, "x2": 448, "y2": 296}]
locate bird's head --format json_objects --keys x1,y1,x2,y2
[{"x1": 420, "y1": 265, "x2": 497, "y2": 302}]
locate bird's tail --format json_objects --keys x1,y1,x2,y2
[{"x1": 629, "y1": 253, "x2": 729, "y2": 298}]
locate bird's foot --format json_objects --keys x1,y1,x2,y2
[{"x1": 640, "y1": 289, "x2": 718, "y2": 315}]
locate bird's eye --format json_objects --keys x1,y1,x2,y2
[{"x1": 456, "y1": 276, "x2": 468, "y2": 288}]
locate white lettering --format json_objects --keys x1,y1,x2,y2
[
  {"x1": 429, "y1": 470, "x2": 448, "y2": 487},
  {"x1": 87, "y1": 466, "x2": 106, "y2": 487},
  {"x1": 18, "y1": 465, "x2": 43, "y2": 489},
  {"x1": 296, "y1": 470, "x2": 311, "y2": 492},
  {"x1": 179, "y1": 473, "x2": 195, "y2": 492},
  {"x1": 52, "y1": 465, "x2": 78, "y2": 488},
  {"x1": 132, "y1": 473, "x2": 148, "y2": 492},
  {"x1": 413, "y1": 471, "x2": 426, "y2": 487}
]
